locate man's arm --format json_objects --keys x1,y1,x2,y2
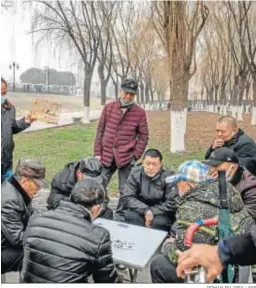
[
  {"x1": 150, "y1": 184, "x2": 178, "y2": 216},
  {"x1": 205, "y1": 146, "x2": 214, "y2": 159},
  {"x1": 92, "y1": 230, "x2": 121, "y2": 283},
  {"x1": 11, "y1": 108, "x2": 30, "y2": 134},
  {"x1": 120, "y1": 172, "x2": 149, "y2": 215},
  {"x1": 134, "y1": 111, "x2": 149, "y2": 160},
  {"x1": 1, "y1": 201, "x2": 25, "y2": 247},
  {"x1": 94, "y1": 105, "x2": 108, "y2": 157},
  {"x1": 218, "y1": 224, "x2": 256, "y2": 267},
  {"x1": 46, "y1": 179, "x2": 69, "y2": 210}
]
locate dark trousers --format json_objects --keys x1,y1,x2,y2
[
  {"x1": 1, "y1": 247, "x2": 23, "y2": 274},
  {"x1": 101, "y1": 160, "x2": 133, "y2": 197},
  {"x1": 150, "y1": 254, "x2": 183, "y2": 283},
  {"x1": 99, "y1": 207, "x2": 113, "y2": 220},
  {"x1": 122, "y1": 210, "x2": 173, "y2": 232}
]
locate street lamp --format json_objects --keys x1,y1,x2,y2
[
  {"x1": 9, "y1": 61, "x2": 19, "y2": 92},
  {"x1": 44, "y1": 66, "x2": 50, "y2": 94}
]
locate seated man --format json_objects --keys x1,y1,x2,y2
[
  {"x1": 205, "y1": 115, "x2": 256, "y2": 176},
  {"x1": 21, "y1": 178, "x2": 120, "y2": 283},
  {"x1": 1, "y1": 159, "x2": 47, "y2": 275},
  {"x1": 150, "y1": 160, "x2": 254, "y2": 283},
  {"x1": 117, "y1": 149, "x2": 177, "y2": 232},
  {"x1": 204, "y1": 147, "x2": 256, "y2": 222},
  {"x1": 46, "y1": 156, "x2": 113, "y2": 219}
]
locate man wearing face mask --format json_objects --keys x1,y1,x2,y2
[
  {"x1": 94, "y1": 78, "x2": 149, "y2": 199},
  {"x1": 1, "y1": 159, "x2": 47, "y2": 275},
  {"x1": 205, "y1": 116, "x2": 256, "y2": 176},
  {"x1": 21, "y1": 178, "x2": 120, "y2": 283},
  {"x1": 204, "y1": 147, "x2": 256, "y2": 223},
  {"x1": 1, "y1": 77, "x2": 37, "y2": 183}
]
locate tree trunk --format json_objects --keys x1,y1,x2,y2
[
  {"x1": 83, "y1": 68, "x2": 93, "y2": 123},
  {"x1": 140, "y1": 82, "x2": 145, "y2": 108},
  {"x1": 251, "y1": 77, "x2": 256, "y2": 125},
  {"x1": 98, "y1": 65, "x2": 107, "y2": 107},
  {"x1": 145, "y1": 83, "x2": 150, "y2": 104}
]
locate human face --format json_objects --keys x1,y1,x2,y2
[
  {"x1": 120, "y1": 90, "x2": 136, "y2": 103},
  {"x1": 76, "y1": 169, "x2": 85, "y2": 181},
  {"x1": 143, "y1": 156, "x2": 162, "y2": 177},
  {"x1": 208, "y1": 162, "x2": 238, "y2": 180},
  {"x1": 177, "y1": 181, "x2": 196, "y2": 195},
  {"x1": 20, "y1": 177, "x2": 41, "y2": 197},
  {"x1": 91, "y1": 204, "x2": 102, "y2": 220},
  {"x1": 215, "y1": 122, "x2": 238, "y2": 142},
  {"x1": 1, "y1": 82, "x2": 7, "y2": 96}
]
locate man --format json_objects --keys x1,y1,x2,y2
[
  {"x1": 21, "y1": 178, "x2": 120, "y2": 283},
  {"x1": 1, "y1": 77, "x2": 36, "y2": 183},
  {"x1": 150, "y1": 160, "x2": 254, "y2": 283},
  {"x1": 117, "y1": 149, "x2": 177, "y2": 232},
  {"x1": 176, "y1": 224, "x2": 256, "y2": 282},
  {"x1": 205, "y1": 115, "x2": 256, "y2": 176},
  {"x1": 204, "y1": 147, "x2": 256, "y2": 222},
  {"x1": 1, "y1": 159, "x2": 47, "y2": 274},
  {"x1": 46, "y1": 157, "x2": 113, "y2": 219},
  {"x1": 94, "y1": 78, "x2": 149, "y2": 197}
]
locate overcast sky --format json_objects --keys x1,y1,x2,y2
[{"x1": 1, "y1": 1, "x2": 73, "y2": 83}]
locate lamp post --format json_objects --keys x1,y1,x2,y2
[
  {"x1": 9, "y1": 62, "x2": 19, "y2": 92},
  {"x1": 44, "y1": 66, "x2": 50, "y2": 94}
]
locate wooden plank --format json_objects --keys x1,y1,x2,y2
[{"x1": 31, "y1": 99, "x2": 61, "y2": 124}]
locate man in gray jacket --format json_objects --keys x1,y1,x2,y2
[{"x1": 117, "y1": 149, "x2": 177, "y2": 232}]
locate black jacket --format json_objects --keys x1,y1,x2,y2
[
  {"x1": 47, "y1": 161, "x2": 104, "y2": 210},
  {"x1": 219, "y1": 224, "x2": 256, "y2": 266},
  {"x1": 119, "y1": 165, "x2": 178, "y2": 219},
  {"x1": 1, "y1": 102, "x2": 30, "y2": 175},
  {"x1": 21, "y1": 201, "x2": 120, "y2": 283},
  {"x1": 1, "y1": 176, "x2": 32, "y2": 250},
  {"x1": 205, "y1": 129, "x2": 256, "y2": 176}
]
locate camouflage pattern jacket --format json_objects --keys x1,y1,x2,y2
[{"x1": 166, "y1": 180, "x2": 254, "y2": 264}]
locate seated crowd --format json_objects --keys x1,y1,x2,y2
[{"x1": 1, "y1": 115, "x2": 256, "y2": 283}]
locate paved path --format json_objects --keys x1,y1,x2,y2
[
  {"x1": 21, "y1": 109, "x2": 102, "y2": 133},
  {"x1": 3, "y1": 189, "x2": 152, "y2": 283}
]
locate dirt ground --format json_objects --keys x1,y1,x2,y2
[{"x1": 7, "y1": 92, "x2": 104, "y2": 117}]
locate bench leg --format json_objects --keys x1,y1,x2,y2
[{"x1": 128, "y1": 268, "x2": 138, "y2": 283}]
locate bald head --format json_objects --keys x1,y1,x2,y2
[
  {"x1": 217, "y1": 116, "x2": 238, "y2": 129},
  {"x1": 215, "y1": 116, "x2": 238, "y2": 142}
]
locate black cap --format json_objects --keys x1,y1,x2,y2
[
  {"x1": 121, "y1": 78, "x2": 138, "y2": 94},
  {"x1": 79, "y1": 157, "x2": 102, "y2": 178},
  {"x1": 203, "y1": 148, "x2": 239, "y2": 167}
]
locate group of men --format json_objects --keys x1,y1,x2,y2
[{"x1": 1, "y1": 76, "x2": 256, "y2": 283}]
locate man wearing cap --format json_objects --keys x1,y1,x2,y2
[
  {"x1": 1, "y1": 77, "x2": 37, "y2": 183},
  {"x1": 46, "y1": 157, "x2": 113, "y2": 219},
  {"x1": 94, "y1": 78, "x2": 149, "y2": 198},
  {"x1": 204, "y1": 147, "x2": 256, "y2": 222},
  {"x1": 1, "y1": 159, "x2": 47, "y2": 275},
  {"x1": 150, "y1": 160, "x2": 253, "y2": 283},
  {"x1": 205, "y1": 115, "x2": 256, "y2": 176}
]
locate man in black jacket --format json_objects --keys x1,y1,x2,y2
[
  {"x1": 205, "y1": 115, "x2": 256, "y2": 176},
  {"x1": 176, "y1": 224, "x2": 256, "y2": 282},
  {"x1": 46, "y1": 157, "x2": 113, "y2": 219},
  {"x1": 117, "y1": 149, "x2": 177, "y2": 232},
  {"x1": 21, "y1": 178, "x2": 120, "y2": 283},
  {"x1": 1, "y1": 159, "x2": 47, "y2": 274},
  {"x1": 1, "y1": 78, "x2": 36, "y2": 183},
  {"x1": 204, "y1": 147, "x2": 256, "y2": 222}
]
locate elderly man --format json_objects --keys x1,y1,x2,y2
[
  {"x1": 205, "y1": 115, "x2": 256, "y2": 176},
  {"x1": 204, "y1": 147, "x2": 256, "y2": 222},
  {"x1": 1, "y1": 78, "x2": 36, "y2": 183},
  {"x1": 94, "y1": 78, "x2": 149, "y2": 198},
  {"x1": 150, "y1": 160, "x2": 254, "y2": 283},
  {"x1": 1, "y1": 159, "x2": 47, "y2": 275},
  {"x1": 21, "y1": 178, "x2": 120, "y2": 283},
  {"x1": 46, "y1": 157, "x2": 113, "y2": 219},
  {"x1": 117, "y1": 149, "x2": 177, "y2": 232}
]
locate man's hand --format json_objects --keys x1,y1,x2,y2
[
  {"x1": 145, "y1": 210, "x2": 154, "y2": 227},
  {"x1": 95, "y1": 156, "x2": 101, "y2": 161},
  {"x1": 176, "y1": 244, "x2": 223, "y2": 282},
  {"x1": 24, "y1": 112, "x2": 37, "y2": 124},
  {"x1": 212, "y1": 138, "x2": 224, "y2": 149}
]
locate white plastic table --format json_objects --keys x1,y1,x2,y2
[{"x1": 93, "y1": 218, "x2": 167, "y2": 282}]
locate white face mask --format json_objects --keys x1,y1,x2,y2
[{"x1": 226, "y1": 165, "x2": 234, "y2": 181}]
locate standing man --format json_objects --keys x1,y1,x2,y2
[
  {"x1": 1, "y1": 77, "x2": 36, "y2": 183},
  {"x1": 94, "y1": 78, "x2": 149, "y2": 198},
  {"x1": 1, "y1": 159, "x2": 47, "y2": 275},
  {"x1": 205, "y1": 115, "x2": 256, "y2": 176}
]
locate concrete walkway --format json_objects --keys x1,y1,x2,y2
[{"x1": 21, "y1": 109, "x2": 102, "y2": 133}]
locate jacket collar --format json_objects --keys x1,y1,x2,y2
[
  {"x1": 57, "y1": 201, "x2": 92, "y2": 222},
  {"x1": 8, "y1": 175, "x2": 31, "y2": 206},
  {"x1": 225, "y1": 129, "x2": 244, "y2": 146}
]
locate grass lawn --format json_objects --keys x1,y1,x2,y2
[{"x1": 14, "y1": 111, "x2": 256, "y2": 197}]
